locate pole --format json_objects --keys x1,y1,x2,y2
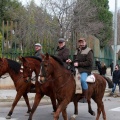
[{"x1": 113, "y1": 0, "x2": 117, "y2": 70}]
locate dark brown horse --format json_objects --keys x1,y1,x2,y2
[
  {"x1": 0, "y1": 58, "x2": 38, "y2": 119},
  {"x1": 39, "y1": 53, "x2": 109, "y2": 120},
  {"x1": 19, "y1": 56, "x2": 57, "y2": 120}
]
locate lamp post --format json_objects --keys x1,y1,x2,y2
[{"x1": 113, "y1": 0, "x2": 118, "y2": 69}]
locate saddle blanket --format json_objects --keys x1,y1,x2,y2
[{"x1": 74, "y1": 69, "x2": 95, "y2": 94}]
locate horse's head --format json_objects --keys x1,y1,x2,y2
[
  {"x1": 40, "y1": 53, "x2": 54, "y2": 83},
  {"x1": 0, "y1": 58, "x2": 8, "y2": 77},
  {"x1": 19, "y1": 56, "x2": 33, "y2": 81}
]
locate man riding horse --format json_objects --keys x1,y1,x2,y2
[
  {"x1": 55, "y1": 38, "x2": 69, "y2": 68},
  {"x1": 66, "y1": 37, "x2": 93, "y2": 103}
]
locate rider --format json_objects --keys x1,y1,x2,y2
[
  {"x1": 34, "y1": 43, "x2": 44, "y2": 59},
  {"x1": 30, "y1": 43, "x2": 43, "y2": 92},
  {"x1": 66, "y1": 37, "x2": 93, "y2": 103},
  {"x1": 55, "y1": 38, "x2": 69, "y2": 68}
]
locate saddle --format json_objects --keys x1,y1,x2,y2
[{"x1": 74, "y1": 68, "x2": 95, "y2": 94}]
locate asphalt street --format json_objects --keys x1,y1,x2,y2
[{"x1": 0, "y1": 96, "x2": 120, "y2": 120}]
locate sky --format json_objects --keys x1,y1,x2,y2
[{"x1": 19, "y1": 0, "x2": 120, "y2": 12}]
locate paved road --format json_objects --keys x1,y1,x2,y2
[{"x1": 0, "y1": 96, "x2": 120, "y2": 120}]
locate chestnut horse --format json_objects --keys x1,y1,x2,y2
[
  {"x1": 39, "y1": 53, "x2": 109, "y2": 120},
  {"x1": 19, "y1": 56, "x2": 57, "y2": 120},
  {"x1": 0, "y1": 58, "x2": 40, "y2": 119}
]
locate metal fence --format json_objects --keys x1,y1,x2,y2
[{"x1": 1, "y1": 21, "x2": 114, "y2": 68}]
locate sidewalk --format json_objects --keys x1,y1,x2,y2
[
  {"x1": 0, "y1": 90, "x2": 52, "y2": 107},
  {"x1": 0, "y1": 68, "x2": 116, "y2": 106}
]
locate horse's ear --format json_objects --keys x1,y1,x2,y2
[
  {"x1": 18, "y1": 56, "x2": 26, "y2": 62},
  {"x1": 41, "y1": 54, "x2": 45, "y2": 60},
  {"x1": 45, "y1": 53, "x2": 49, "y2": 60}
]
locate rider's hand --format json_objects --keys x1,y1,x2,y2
[
  {"x1": 74, "y1": 62, "x2": 78, "y2": 67},
  {"x1": 66, "y1": 59, "x2": 72, "y2": 63}
]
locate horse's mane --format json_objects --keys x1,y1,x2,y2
[
  {"x1": 25, "y1": 56, "x2": 42, "y2": 62},
  {"x1": 7, "y1": 59, "x2": 21, "y2": 74},
  {"x1": 50, "y1": 55, "x2": 64, "y2": 66}
]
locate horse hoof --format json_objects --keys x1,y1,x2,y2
[
  {"x1": 69, "y1": 117, "x2": 75, "y2": 120},
  {"x1": 89, "y1": 111, "x2": 95, "y2": 116},
  {"x1": 70, "y1": 114, "x2": 77, "y2": 120},
  {"x1": 25, "y1": 112, "x2": 30, "y2": 116},
  {"x1": 6, "y1": 115, "x2": 11, "y2": 119},
  {"x1": 51, "y1": 111, "x2": 55, "y2": 115}
]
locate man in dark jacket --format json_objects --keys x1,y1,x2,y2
[
  {"x1": 66, "y1": 37, "x2": 93, "y2": 102},
  {"x1": 110, "y1": 64, "x2": 120, "y2": 95},
  {"x1": 55, "y1": 38, "x2": 69, "y2": 67}
]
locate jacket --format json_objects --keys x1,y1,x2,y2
[
  {"x1": 55, "y1": 45, "x2": 69, "y2": 62},
  {"x1": 74, "y1": 45, "x2": 93, "y2": 74},
  {"x1": 112, "y1": 70, "x2": 120, "y2": 84},
  {"x1": 34, "y1": 49, "x2": 44, "y2": 59}
]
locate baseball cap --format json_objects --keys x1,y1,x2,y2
[
  {"x1": 78, "y1": 37, "x2": 86, "y2": 42},
  {"x1": 58, "y1": 38, "x2": 65, "y2": 43},
  {"x1": 35, "y1": 43, "x2": 41, "y2": 47}
]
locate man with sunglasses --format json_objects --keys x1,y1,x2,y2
[{"x1": 55, "y1": 38, "x2": 69, "y2": 67}]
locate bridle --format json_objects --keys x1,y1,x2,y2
[
  {"x1": 22, "y1": 62, "x2": 35, "y2": 82},
  {"x1": 39, "y1": 59, "x2": 73, "y2": 92}
]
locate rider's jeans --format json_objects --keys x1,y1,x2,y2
[{"x1": 80, "y1": 72, "x2": 88, "y2": 90}]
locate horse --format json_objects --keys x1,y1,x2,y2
[
  {"x1": 39, "y1": 53, "x2": 110, "y2": 120},
  {"x1": 39, "y1": 53, "x2": 76, "y2": 120},
  {"x1": 19, "y1": 56, "x2": 57, "y2": 120},
  {"x1": 0, "y1": 58, "x2": 38, "y2": 119}
]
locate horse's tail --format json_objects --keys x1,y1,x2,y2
[{"x1": 102, "y1": 76, "x2": 114, "y2": 88}]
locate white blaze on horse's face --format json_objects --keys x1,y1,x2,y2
[{"x1": 20, "y1": 65, "x2": 23, "y2": 73}]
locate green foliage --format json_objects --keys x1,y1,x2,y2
[
  {"x1": 0, "y1": 32, "x2": 2, "y2": 57},
  {"x1": 92, "y1": 0, "x2": 113, "y2": 47},
  {"x1": 0, "y1": 0, "x2": 23, "y2": 30}
]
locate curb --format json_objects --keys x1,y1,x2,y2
[{"x1": 0, "y1": 96, "x2": 51, "y2": 107}]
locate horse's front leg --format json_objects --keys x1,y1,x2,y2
[
  {"x1": 54, "y1": 99, "x2": 69, "y2": 120},
  {"x1": 23, "y1": 93, "x2": 32, "y2": 115},
  {"x1": 28, "y1": 93, "x2": 44, "y2": 120},
  {"x1": 62, "y1": 108, "x2": 68, "y2": 120},
  {"x1": 70, "y1": 100, "x2": 78, "y2": 120},
  {"x1": 6, "y1": 92, "x2": 23, "y2": 119},
  {"x1": 50, "y1": 93, "x2": 57, "y2": 112}
]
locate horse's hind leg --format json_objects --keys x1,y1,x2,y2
[
  {"x1": 6, "y1": 92, "x2": 23, "y2": 119},
  {"x1": 94, "y1": 98, "x2": 106, "y2": 120},
  {"x1": 101, "y1": 101, "x2": 106, "y2": 120},
  {"x1": 28, "y1": 93, "x2": 44, "y2": 120},
  {"x1": 87, "y1": 99, "x2": 95, "y2": 116},
  {"x1": 23, "y1": 93, "x2": 32, "y2": 115}
]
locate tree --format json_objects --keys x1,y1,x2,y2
[
  {"x1": 46, "y1": 0, "x2": 76, "y2": 38},
  {"x1": 72, "y1": 0, "x2": 113, "y2": 47},
  {"x1": 94, "y1": 0, "x2": 113, "y2": 47},
  {"x1": 0, "y1": 0, "x2": 23, "y2": 30}
]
